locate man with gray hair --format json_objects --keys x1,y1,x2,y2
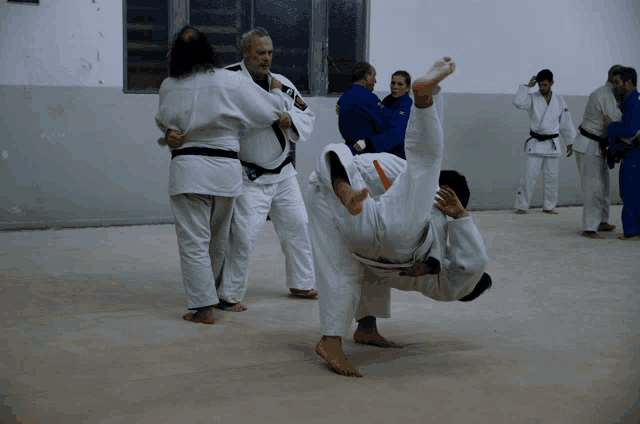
[
  {"x1": 567, "y1": 65, "x2": 622, "y2": 239},
  {"x1": 168, "y1": 27, "x2": 317, "y2": 310}
]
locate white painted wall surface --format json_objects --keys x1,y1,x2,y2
[
  {"x1": 369, "y1": 0, "x2": 640, "y2": 95},
  {"x1": 0, "y1": 0, "x2": 123, "y2": 87}
]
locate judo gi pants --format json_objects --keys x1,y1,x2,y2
[
  {"x1": 575, "y1": 151, "x2": 610, "y2": 231},
  {"x1": 170, "y1": 193, "x2": 235, "y2": 309},
  {"x1": 514, "y1": 154, "x2": 559, "y2": 211},
  {"x1": 218, "y1": 175, "x2": 315, "y2": 303},
  {"x1": 619, "y1": 148, "x2": 640, "y2": 237}
]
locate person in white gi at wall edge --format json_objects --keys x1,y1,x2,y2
[
  {"x1": 513, "y1": 69, "x2": 577, "y2": 215},
  {"x1": 166, "y1": 27, "x2": 318, "y2": 312},
  {"x1": 156, "y1": 27, "x2": 288, "y2": 324},
  {"x1": 566, "y1": 65, "x2": 622, "y2": 239}
]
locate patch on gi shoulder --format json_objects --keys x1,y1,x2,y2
[
  {"x1": 564, "y1": 108, "x2": 569, "y2": 112},
  {"x1": 294, "y1": 95, "x2": 308, "y2": 111},
  {"x1": 399, "y1": 111, "x2": 405, "y2": 115},
  {"x1": 281, "y1": 84, "x2": 296, "y2": 100}
]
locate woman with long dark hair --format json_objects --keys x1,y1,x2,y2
[{"x1": 155, "y1": 27, "x2": 287, "y2": 324}]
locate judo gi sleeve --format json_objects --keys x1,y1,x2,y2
[
  {"x1": 360, "y1": 97, "x2": 393, "y2": 136},
  {"x1": 513, "y1": 84, "x2": 534, "y2": 111},
  {"x1": 441, "y1": 216, "x2": 489, "y2": 295},
  {"x1": 608, "y1": 94, "x2": 640, "y2": 139},
  {"x1": 368, "y1": 97, "x2": 413, "y2": 154},
  {"x1": 227, "y1": 74, "x2": 286, "y2": 130},
  {"x1": 282, "y1": 80, "x2": 316, "y2": 144},
  {"x1": 154, "y1": 82, "x2": 184, "y2": 147},
  {"x1": 599, "y1": 93, "x2": 623, "y2": 125},
  {"x1": 559, "y1": 100, "x2": 577, "y2": 146}
]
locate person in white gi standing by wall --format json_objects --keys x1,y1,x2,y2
[
  {"x1": 566, "y1": 65, "x2": 622, "y2": 239},
  {"x1": 513, "y1": 69, "x2": 577, "y2": 215},
  {"x1": 156, "y1": 27, "x2": 287, "y2": 324},
  {"x1": 167, "y1": 27, "x2": 317, "y2": 311}
]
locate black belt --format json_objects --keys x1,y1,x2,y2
[
  {"x1": 240, "y1": 156, "x2": 294, "y2": 182},
  {"x1": 171, "y1": 147, "x2": 239, "y2": 160},
  {"x1": 525, "y1": 130, "x2": 559, "y2": 151},
  {"x1": 579, "y1": 126, "x2": 609, "y2": 155}
]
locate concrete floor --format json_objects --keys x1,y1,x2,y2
[{"x1": 1, "y1": 206, "x2": 639, "y2": 424}]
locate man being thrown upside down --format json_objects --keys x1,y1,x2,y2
[{"x1": 305, "y1": 57, "x2": 492, "y2": 377}]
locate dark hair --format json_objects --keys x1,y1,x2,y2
[
  {"x1": 458, "y1": 273, "x2": 492, "y2": 302},
  {"x1": 536, "y1": 69, "x2": 553, "y2": 84},
  {"x1": 608, "y1": 64, "x2": 623, "y2": 83},
  {"x1": 168, "y1": 26, "x2": 219, "y2": 79},
  {"x1": 615, "y1": 67, "x2": 637, "y2": 87},
  {"x1": 352, "y1": 62, "x2": 373, "y2": 83},
  {"x1": 392, "y1": 70, "x2": 411, "y2": 86},
  {"x1": 439, "y1": 170, "x2": 470, "y2": 208}
]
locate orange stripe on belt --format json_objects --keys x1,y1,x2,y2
[{"x1": 373, "y1": 160, "x2": 391, "y2": 191}]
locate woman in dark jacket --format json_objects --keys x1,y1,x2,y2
[{"x1": 372, "y1": 70, "x2": 413, "y2": 159}]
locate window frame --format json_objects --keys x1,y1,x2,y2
[{"x1": 123, "y1": 0, "x2": 369, "y2": 96}]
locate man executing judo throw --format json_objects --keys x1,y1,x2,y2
[{"x1": 306, "y1": 57, "x2": 491, "y2": 377}]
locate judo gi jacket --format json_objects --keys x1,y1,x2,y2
[{"x1": 155, "y1": 69, "x2": 286, "y2": 196}]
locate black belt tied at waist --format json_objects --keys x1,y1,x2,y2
[
  {"x1": 171, "y1": 147, "x2": 239, "y2": 160},
  {"x1": 525, "y1": 130, "x2": 559, "y2": 151},
  {"x1": 579, "y1": 126, "x2": 609, "y2": 155},
  {"x1": 241, "y1": 156, "x2": 294, "y2": 182}
]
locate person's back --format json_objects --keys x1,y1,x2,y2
[
  {"x1": 338, "y1": 84, "x2": 388, "y2": 143},
  {"x1": 580, "y1": 84, "x2": 622, "y2": 138},
  {"x1": 157, "y1": 69, "x2": 284, "y2": 152}
]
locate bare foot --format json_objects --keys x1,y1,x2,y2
[
  {"x1": 290, "y1": 288, "x2": 319, "y2": 299},
  {"x1": 515, "y1": 209, "x2": 527, "y2": 214},
  {"x1": 315, "y1": 337, "x2": 364, "y2": 378},
  {"x1": 216, "y1": 299, "x2": 247, "y2": 312},
  {"x1": 413, "y1": 56, "x2": 456, "y2": 96},
  {"x1": 335, "y1": 180, "x2": 369, "y2": 216},
  {"x1": 543, "y1": 209, "x2": 559, "y2": 215},
  {"x1": 354, "y1": 328, "x2": 404, "y2": 349},
  {"x1": 582, "y1": 231, "x2": 604, "y2": 239},
  {"x1": 598, "y1": 222, "x2": 616, "y2": 232},
  {"x1": 183, "y1": 306, "x2": 216, "y2": 324},
  {"x1": 618, "y1": 235, "x2": 640, "y2": 240}
]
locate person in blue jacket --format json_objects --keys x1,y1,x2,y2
[
  {"x1": 336, "y1": 66, "x2": 414, "y2": 158},
  {"x1": 605, "y1": 66, "x2": 640, "y2": 240},
  {"x1": 336, "y1": 62, "x2": 392, "y2": 156},
  {"x1": 374, "y1": 70, "x2": 414, "y2": 159}
]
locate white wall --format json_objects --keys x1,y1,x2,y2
[
  {"x1": 0, "y1": 0, "x2": 123, "y2": 87},
  {"x1": 3, "y1": 0, "x2": 638, "y2": 93},
  {"x1": 369, "y1": 0, "x2": 640, "y2": 95}
]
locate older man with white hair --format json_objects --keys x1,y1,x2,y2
[{"x1": 166, "y1": 27, "x2": 317, "y2": 311}]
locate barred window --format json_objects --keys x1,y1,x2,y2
[
  {"x1": 124, "y1": 0, "x2": 169, "y2": 92},
  {"x1": 123, "y1": 0, "x2": 368, "y2": 96}
]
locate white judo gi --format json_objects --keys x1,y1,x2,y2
[
  {"x1": 217, "y1": 61, "x2": 316, "y2": 303},
  {"x1": 306, "y1": 89, "x2": 489, "y2": 336},
  {"x1": 573, "y1": 82, "x2": 622, "y2": 231},
  {"x1": 513, "y1": 84, "x2": 577, "y2": 211},
  {"x1": 155, "y1": 69, "x2": 286, "y2": 309}
]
